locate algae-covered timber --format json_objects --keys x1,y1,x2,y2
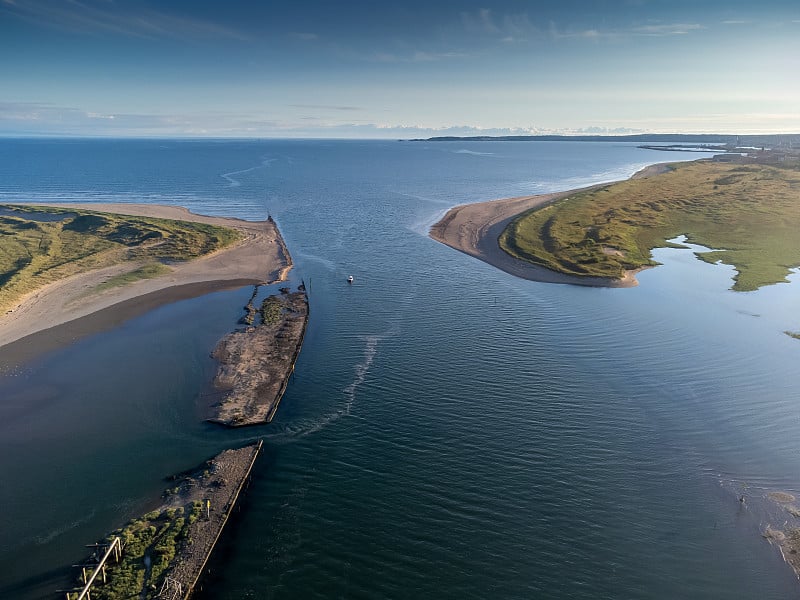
[
  {"x1": 0, "y1": 204, "x2": 241, "y2": 312},
  {"x1": 498, "y1": 159, "x2": 800, "y2": 291}
]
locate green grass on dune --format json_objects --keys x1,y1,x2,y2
[
  {"x1": 91, "y1": 262, "x2": 173, "y2": 293},
  {"x1": 0, "y1": 205, "x2": 241, "y2": 311},
  {"x1": 498, "y1": 160, "x2": 800, "y2": 291}
]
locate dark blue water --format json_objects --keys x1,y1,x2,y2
[{"x1": 0, "y1": 139, "x2": 799, "y2": 599}]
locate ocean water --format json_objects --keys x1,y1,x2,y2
[{"x1": 0, "y1": 139, "x2": 799, "y2": 599}]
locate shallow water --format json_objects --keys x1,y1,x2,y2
[{"x1": 0, "y1": 139, "x2": 798, "y2": 599}]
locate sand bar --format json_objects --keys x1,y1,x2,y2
[
  {"x1": 429, "y1": 163, "x2": 672, "y2": 287},
  {"x1": 0, "y1": 203, "x2": 291, "y2": 357}
]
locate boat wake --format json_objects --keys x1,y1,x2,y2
[
  {"x1": 453, "y1": 148, "x2": 495, "y2": 156},
  {"x1": 342, "y1": 334, "x2": 380, "y2": 415},
  {"x1": 282, "y1": 334, "x2": 383, "y2": 439},
  {"x1": 29, "y1": 509, "x2": 97, "y2": 547},
  {"x1": 294, "y1": 250, "x2": 338, "y2": 272},
  {"x1": 220, "y1": 156, "x2": 277, "y2": 187}
]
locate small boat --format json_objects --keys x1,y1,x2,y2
[{"x1": 347, "y1": 275, "x2": 354, "y2": 284}]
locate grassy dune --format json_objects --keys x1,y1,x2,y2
[
  {"x1": 499, "y1": 160, "x2": 800, "y2": 291},
  {"x1": 0, "y1": 205, "x2": 241, "y2": 311}
]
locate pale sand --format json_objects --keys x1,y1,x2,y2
[
  {"x1": 429, "y1": 163, "x2": 673, "y2": 287},
  {"x1": 0, "y1": 203, "x2": 291, "y2": 352}
]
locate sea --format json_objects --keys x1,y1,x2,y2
[{"x1": 0, "y1": 138, "x2": 799, "y2": 599}]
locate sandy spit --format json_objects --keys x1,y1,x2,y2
[
  {"x1": 0, "y1": 203, "x2": 291, "y2": 355},
  {"x1": 428, "y1": 163, "x2": 674, "y2": 287}
]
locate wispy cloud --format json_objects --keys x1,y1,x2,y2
[
  {"x1": 0, "y1": 101, "x2": 90, "y2": 122},
  {"x1": 461, "y1": 8, "x2": 544, "y2": 41},
  {"x1": 0, "y1": 0, "x2": 249, "y2": 41},
  {"x1": 548, "y1": 23, "x2": 615, "y2": 40},
  {"x1": 289, "y1": 104, "x2": 363, "y2": 111},
  {"x1": 459, "y1": 9, "x2": 704, "y2": 42},
  {"x1": 617, "y1": 112, "x2": 800, "y2": 134},
  {"x1": 632, "y1": 23, "x2": 704, "y2": 36},
  {"x1": 367, "y1": 50, "x2": 469, "y2": 63},
  {"x1": 289, "y1": 32, "x2": 319, "y2": 41},
  {"x1": 0, "y1": 101, "x2": 223, "y2": 135},
  {"x1": 3, "y1": 102, "x2": 796, "y2": 138},
  {"x1": 461, "y1": 8, "x2": 500, "y2": 35},
  {"x1": 460, "y1": 8, "x2": 620, "y2": 42}
]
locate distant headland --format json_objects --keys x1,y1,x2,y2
[{"x1": 410, "y1": 133, "x2": 800, "y2": 147}]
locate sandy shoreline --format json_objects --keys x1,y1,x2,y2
[
  {"x1": 429, "y1": 163, "x2": 674, "y2": 287},
  {"x1": 0, "y1": 203, "x2": 291, "y2": 358}
]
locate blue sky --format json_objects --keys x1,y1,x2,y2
[{"x1": 1, "y1": 0, "x2": 798, "y2": 137}]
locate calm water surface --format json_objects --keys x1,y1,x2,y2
[{"x1": 0, "y1": 139, "x2": 798, "y2": 599}]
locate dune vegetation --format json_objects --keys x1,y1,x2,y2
[
  {"x1": 0, "y1": 204, "x2": 240, "y2": 311},
  {"x1": 498, "y1": 159, "x2": 800, "y2": 291}
]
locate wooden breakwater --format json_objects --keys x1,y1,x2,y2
[{"x1": 62, "y1": 441, "x2": 263, "y2": 600}]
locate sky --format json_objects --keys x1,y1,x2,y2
[{"x1": 1, "y1": 0, "x2": 798, "y2": 138}]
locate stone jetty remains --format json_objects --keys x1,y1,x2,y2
[
  {"x1": 64, "y1": 442, "x2": 262, "y2": 600},
  {"x1": 209, "y1": 284, "x2": 309, "y2": 426}
]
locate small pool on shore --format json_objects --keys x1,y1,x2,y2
[{"x1": 0, "y1": 205, "x2": 76, "y2": 222}]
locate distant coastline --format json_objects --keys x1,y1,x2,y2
[{"x1": 410, "y1": 133, "x2": 800, "y2": 146}]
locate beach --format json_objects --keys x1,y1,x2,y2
[
  {"x1": 0, "y1": 203, "x2": 291, "y2": 359},
  {"x1": 429, "y1": 164, "x2": 672, "y2": 287}
]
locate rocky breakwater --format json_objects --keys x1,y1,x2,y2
[
  {"x1": 67, "y1": 442, "x2": 262, "y2": 600},
  {"x1": 209, "y1": 285, "x2": 309, "y2": 426}
]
